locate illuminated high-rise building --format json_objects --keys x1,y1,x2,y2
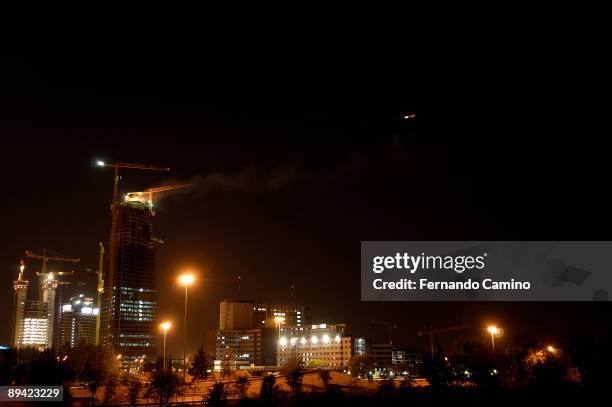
[
  {"x1": 11, "y1": 260, "x2": 29, "y2": 347},
  {"x1": 60, "y1": 294, "x2": 99, "y2": 348},
  {"x1": 102, "y1": 195, "x2": 157, "y2": 364},
  {"x1": 21, "y1": 301, "x2": 49, "y2": 351},
  {"x1": 40, "y1": 273, "x2": 58, "y2": 350}
]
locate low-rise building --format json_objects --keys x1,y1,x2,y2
[
  {"x1": 277, "y1": 323, "x2": 352, "y2": 368},
  {"x1": 215, "y1": 328, "x2": 276, "y2": 369}
]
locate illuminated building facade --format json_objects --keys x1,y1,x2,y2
[
  {"x1": 102, "y1": 198, "x2": 157, "y2": 364},
  {"x1": 21, "y1": 301, "x2": 49, "y2": 350},
  {"x1": 277, "y1": 323, "x2": 352, "y2": 368},
  {"x1": 215, "y1": 328, "x2": 276, "y2": 369},
  {"x1": 60, "y1": 294, "x2": 99, "y2": 348},
  {"x1": 253, "y1": 302, "x2": 310, "y2": 328},
  {"x1": 40, "y1": 274, "x2": 58, "y2": 350},
  {"x1": 11, "y1": 261, "x2": 28, "y2": 347}
]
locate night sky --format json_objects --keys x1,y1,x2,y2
[{"x1": 1, "y1": 37, "x2": 609, "y2": 356}]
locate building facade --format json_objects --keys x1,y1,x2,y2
[
  {"x1": 40, "y1": 274, "x2": 58, "y2": 350},
  {"x1": 11, "y1": 261, "x2": 29, "y2": 347},
  {"x1": 254, "y1": 302, "x2": 310, "y2": 328},
  {"x1": 277, "y1": 323, "x2": 352, "y2": 368},
  {"x1": 215, "y1": 328, "x2": 276, "y2": 368},
  {"x1": 102, "y1": 198, "x2": 157, "y2": 364},
  {"x1": 20, "y1": 301, "x2": 48, "y2": 350},
  {"x1": 60, "y1": 294, "x2": 99, "y2": 348},
  {"x1": 392, "y1": 348, "x2": 422, "y2": 375},
  {"x1": 219, "y1": 299, "x2": 254, "y2": 330}
]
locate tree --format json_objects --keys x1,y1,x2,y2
[
  {"x1": 281, "y1": 353, "x2": 305, "y2": 393},
  {"x1": 260, "y1": 374, "x2": 277, "y2": 401},
  {"x1": 189, "y1": 345, "x2": 213, "y2": 381},
  {"x1": 318, "y1": 369, "x2": 332, "y2": 388},
  {"x1": 420, "y1": 353, "x2": 452, "y2": 389},
  {"x1": 103, "y1": 375, "x2": 118, "y2": 405},
  {"x1": 348, "y1": 354, "x2": 375, "y2": 378},
  {"x1": 146, "y1": 370, "x2": 183, "y2": 407},
  {"x1": 220, "y1": 349, "x2": 236, "y2": 379},
  {"x1": 69, "y1": 344, "x2": 116, "y2": 404},
  {"x1": 206, "y1": 382, "x2": 227, "y2": 407},
  {"x1": 122, "y1": 375, "x2": 142, "y2": 406},
  {"x1": 234, "y1": 375, "x2": 249, "y2": 399}
]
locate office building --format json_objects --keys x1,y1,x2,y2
[
  {"x1": 369, "y1": 342, "x2": 393, "y2": 369},
  {"x1": 215, "y1": 328, "x2": 276, "y2": 369},
  {"x1": 219, "y1": 299, "x2": 254, "y2": 330},
  {"x1": 102, "y1": 195, "x2": 157, "y2": 364},
  {"x1": 60, "y1": 294, "x2": 99, "y2": 348},
  {"x1": 277, "y1": 323, "x2": 352, "y2": 368},
  {"x1": 254, "y1": 302, "x2": 310, "y2": 328},
  {"x1": 353, "y1": 337, "x2": 393, "y2": 371},
  {"x1": 20, "y1": 301, "x2": 49, "y2": 350},
  {"x1": 392, "y1": 348, "x2": 422, "y2": 375}
]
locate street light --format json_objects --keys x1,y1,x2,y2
[
  {"x1": 487, "y1": 326, "x2": 499, "y2": 352},
  {"x1": 160, "y1": 321, "x2": 172, "y2": 372},
  {"x1": 179, "y1": 273, "x2": 195, "y2": 382}
]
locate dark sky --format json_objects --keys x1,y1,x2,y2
[{"x1": 1, "y1": 37, "x2": 609, "y2": 356}]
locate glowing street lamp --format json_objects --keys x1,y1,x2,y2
[
  {"x1": 160, "y1": 321, "x2": 172, "y2": 372},
  {"x1": 547, "y1": 345, "x2": 556, "y2": 354},
  {"x1": 179, "y1": 273, "x2": 195, "y2": 382},
  {"x1": 274, "y1": 316, "x2": 285, "y2": 336},
  {"x1": 487, "y1": 326, "x2": 499, "y2": 352}
]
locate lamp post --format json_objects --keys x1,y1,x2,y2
[
  {"x1": 487, "y1": 326, "x2": 499, "y2": 352},
  {"x1": 160, "y1": 322, "x2": 171, "y2": 372},
  {"x1": 179, "y1": 274, "x2": 195, "y2": 382}
]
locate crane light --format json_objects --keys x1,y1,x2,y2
[{"x1": 96, "y1": 160, "x2": 105, "y2": 167}]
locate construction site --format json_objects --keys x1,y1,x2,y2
[{"x1": 10, "y1": 160, "x2": 188, "y2": 368}]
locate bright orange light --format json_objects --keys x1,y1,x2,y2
[
  {"x1": 179, "y1": 274, "x2": 195, "y2": 286},
  {"x1": 274, "y1": 316, "x2": 285, "y2": 324},
  {"x1": 547, "y1": 345, "x2": 556, "y2": 353},
  {"x1": 487, "y1": 325, "x2": 499, "y2": 335},
  {"x1": 160, "y1": 321, "x2": 171, "y2": 332}
]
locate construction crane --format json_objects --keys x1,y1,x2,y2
[
  {"x1": 418, "y1": 324, "x2": 472, "y2": 355},
  {"x1": 370, "y1": 320, "x2": 397, "y2": 345},
  {"x1": 124, "y1": 184, "x2": 190, "y2": 215},
  {"x1": 25, "y1": 249, "x2": 80, "y2": 300},
  {"x1": 125, "y1": 184, "x2": 190, "y2": 204},
  {"x1": 95, "y1": 242, "x2": 104, "y2": 345},
  {"x1": 96, "y1": 161, "x2": 171, "y2": 205}
]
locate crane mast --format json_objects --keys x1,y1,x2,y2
[{"x1": 95, "y1": 242, "x2": 105, "y2": 345}]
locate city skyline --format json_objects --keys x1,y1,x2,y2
[{"x1": 2, "y1": 50, "x2": 609, "y2": 359}]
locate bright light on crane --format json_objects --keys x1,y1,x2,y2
[{"x1": 96, "y1": 160, "x2": 105, "y2": 167}]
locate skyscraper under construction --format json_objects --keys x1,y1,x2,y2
[{"x1": 102, "y1": 195, "x2": 158, "y2": 364}]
